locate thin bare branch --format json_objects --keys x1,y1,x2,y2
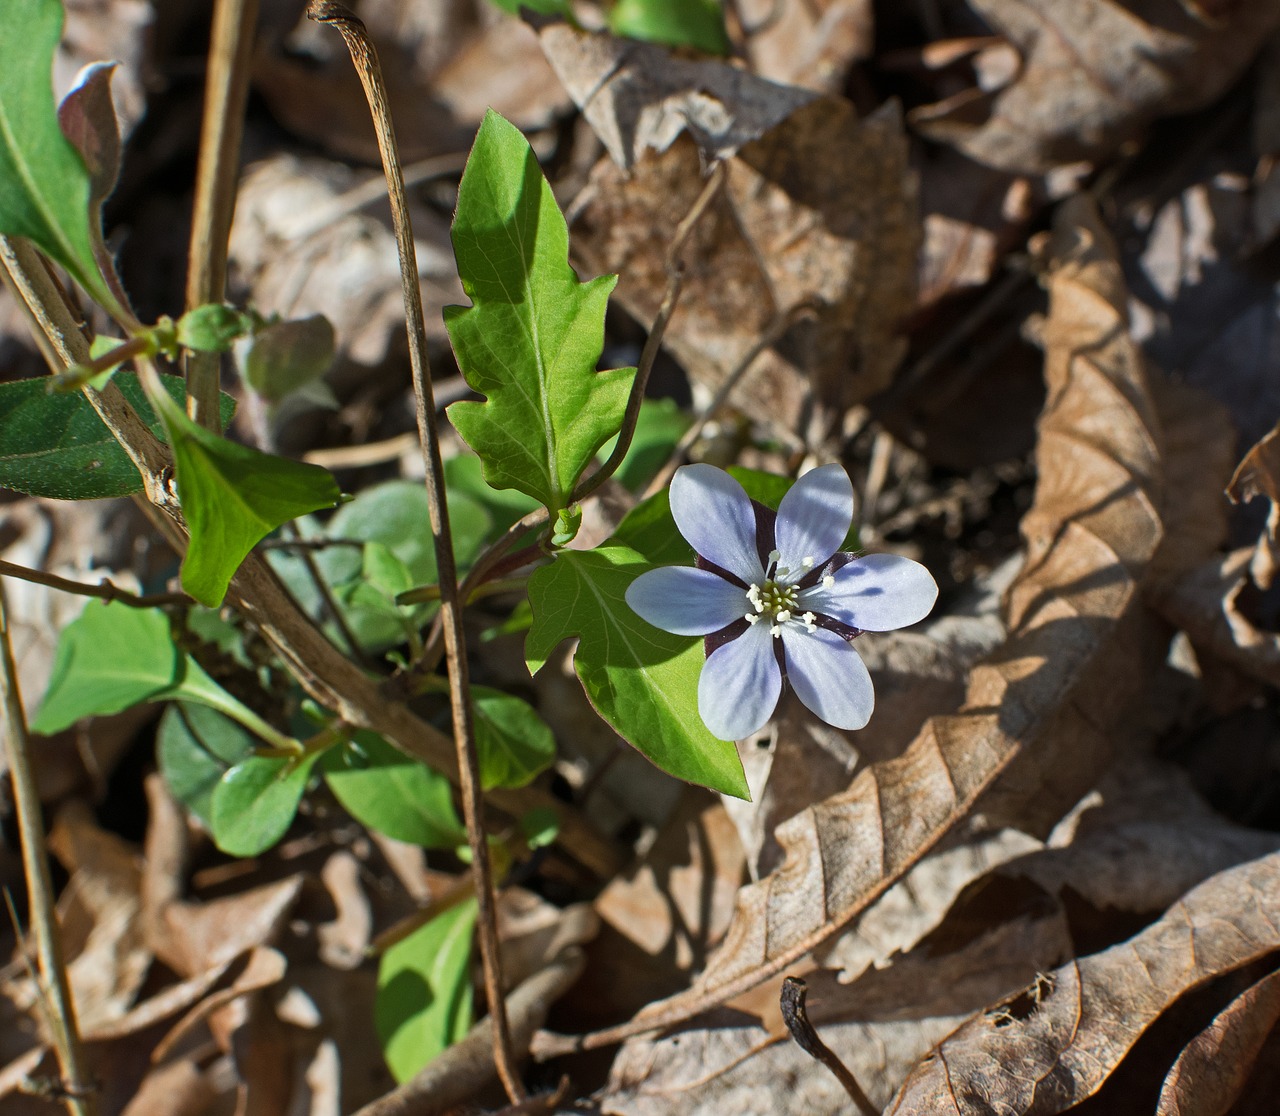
[{"x1": 306, "y1": 2, "x2": 526, "y2": 1101}]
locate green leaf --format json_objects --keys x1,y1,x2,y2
[
  {"x1": 377, "y1": 898, "x2": 477, "y2": 1083},
  {"x1": 176, "y1": 303, "x2": 253, "y2": 353},
  {"x1": 295, "y1": 480, "x2": 490, "y2": 651},
  {"x1": 520, "y1": 806, "x2": 560, "y2": 850},
  {"x1": 445, "y1": 110, "x2": 633, "y2": 515},
  {"x1": 0, "y1": 0, "x2": 116, "y2": 309},
  {"x1": 210, "y1": 751, "x2": 319, "y2": 857},
  {"x1": 157, "y1": 703, "x2": 255, "y2": 827},
  {"x1": 34, "y1": 599, "x2": 301, "y2": 750},
  {"x1": 148, "y1": 384, "x2": 340, "y2": 607},
  {"x1": 322, "y1": 732, "x2": 465, "y2": 849},
  {"x1": 239, "y1": 315, "x2": 335, "y2": 402},
  {"x1": 486, "y1": 0, "x2": 573, "y2": 16},
  {"x1": 608, "y1": 0, "x2": 730, "y2": 55},
  {"x1": 31, "y1": 601, "x2": 178, "y2": 734},
  {"x1": 0, "y1": 371, "x2": 234, "y2": 500},
  {"x1": 526, "y1": 546, "x2": 747, "y2": 797},
  {"x1": 472, "y1": 686, "x2": 556, "y2": 791}
]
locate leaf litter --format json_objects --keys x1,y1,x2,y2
[{"x1": 6, "y1": 2, "x2": 1280, "y2": 1113}]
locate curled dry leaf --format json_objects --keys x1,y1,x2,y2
[
  {"x1": 887, "y1": 849, "x2": 1280, "y2": 1114},
  {"x1": 1156, "y1": 965, "x2": 1280, "y2": 1116},
  {"x1": 912, "y1": 0, "x2": 1280, "y2": 174},
  {"x1": 1228, "y1": 419, "x2": 1280, "y2": 589},
  {"x1": 1151, "y1": 548, "x2": 1280, "y2": 689},
  {"x1": 545, "y1": 193, "x2": 1163, "y2": 1053}
]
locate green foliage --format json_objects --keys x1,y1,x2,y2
[
  {"x1": 322, "y1": 732, "x2": 466, "y2": 849},
  {"x1": 608, "y1": 0, "x2": 730, "y2": 55},
  {"x1": 157, "y1": 703, "x2": 255, "y2": 827},
  {"x1": 442, "y1": 454, "x2": 540, "y2": 543},
  {"x1": 148, "y1": 384, "x2": 340, "y2": 607},
  {"x1": 445, "y1": 110, "x2": 633, "y2": 516},
  {"x1": 34, "y1": 600, "x2": 299, "y2": 752},
  {"x1": 210, "y1": 751, "x2": 320, "y2": 857},
  {"x1": 486, "y1": 0, "x2": 574, "y2": 16},
  {"x1": 272, "y1": 480, "x2": 490, "y2": 651},
  {"x1": 377, "y1": 898, "x2": 478, "y2": 1083},
  {"x1": 0, "y1": 0, "x2": 117, "y2": 310},
  {"x1": 520, "y1": 805, "x2": 560, "y2": 850},
  {"x1": 526, "y1": 547, "x2": 748, "y2": 797},
  {"x1": 176, "y1": 303, "x2": 254, "y2": 353},
  {"x1": 472, "y1": 686, "x2": 557, "y2": 790},
  {"x1": 32, "y1": 602, "x2": 181, "y2": 732},
  {"x1": 0, "y1": 372, "x2": 233, "y2": 500},
  {"x1": 239, "y1": 315, "x2": 335, "y2": 402}
]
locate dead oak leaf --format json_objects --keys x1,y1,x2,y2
[
  {"x1": 911, "y1": 0, "x2": 1280, "y2": 174},
  {"x1": 887, "y1": 850, "x2": 1280, "y2": 1114}
]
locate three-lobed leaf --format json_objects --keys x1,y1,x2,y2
[
  {"x1": 445, "y1": 110, "x2": 633, "y2": 515},
  {"x1": 526, "y1": 546, "x2": 748, "y2": 798},
  {"x1": 0, "y1": 0, "x2": 118, "y2": 311},
  {"x1": 149, "y1": 385, "x2": 340, "y2": 607}
]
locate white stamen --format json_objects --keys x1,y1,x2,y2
[
  {"x1": 802, "y1": 611, "x2": 817, "y2": 632},
  {"x1": 769, "y1": 624, "x2": 782, "y2": 637},
  {"x1": 745, "y1": 613, "x2": 760, "y2": 624},
  {"x1": 802, "y1": 556, "x2": 814, "y2": 569},
  {"x1": 767, "y1": 549, "x2": 781, "y2": 566},
  {"x1": 754, "y1": 599, "x2": 765, "y2": 613},
  {"x1": 822, "y1": 575, "x2": 835, "y2": 590},
  {"x1": 776, "y1": 609, "x2": 792, "y2": 623}
]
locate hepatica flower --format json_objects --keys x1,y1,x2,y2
[{"x1": 625, "y1": 464, "x2": 937, "y2": 741}]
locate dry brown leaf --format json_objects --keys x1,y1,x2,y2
[
  {"x1": 1152, "y1": 548, "x2": 1280, "y2": 688},
  {"x1": 572, "y1": 96, "x2": 918, "y2": 433},
  {"x1": 119, "y1": 1057, "x2": 218, "y2": 1116},
  {"x1": 887, "y1": 849, "x2": 1280, "y2": 1114},
  {"x1": 1228, "y1": 419, "x2": 1280, "y2": 589},
  {"x1": 911, "y1": 0, "x2": 1280, "y2": 174},
  {"x1": 153, "y1": 875, "x2": 303, "y2": 977},
  {"x1": 1156, "y1": 966, "x2": 1280, "y2": 1116},
  {"x1": 738, "y1": 0, "x2": 874, "y2": 93},
  {"x1": 254, "y1": 8, "x2": 564, "y2": 164},
  {"x1": 535, "y1": 21, "x2": 818, "y2": 169},
  {"x1": 227, "y1": 154, "x2": 461, "y2": 368},
  {"x1": 539, "y1": 193, "x2": 1163, "y2": 1054}
]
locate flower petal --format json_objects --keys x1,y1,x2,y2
[
  {"x1": 670, "y1": 464, "x2": 764, "y2": 585},
  {"x1": 780, "y1": 626, "x2": 874, "y2": 730},
  {"x1": 626, "y1": 566, "x2": 749, "y2": 635},
  {"x1": 814, "y1": 553, "x2": 938, "y2": 632},
  {"x1": 774, "y1": 464, "x2": 854, "y2": 575},
  {"x1": 698, "y1": 621, "x2": 781, "y2": 740}
]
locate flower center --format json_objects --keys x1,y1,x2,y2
[{"x1": 745, "y1": 578, "x2": 818, "y2": 637}]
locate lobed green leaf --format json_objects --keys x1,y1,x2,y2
[
  {"x1": 445, "y1": 110, "x2": 633, "y2": 515},
  {"x1": 526, "y1": 546, "x2": 747, "y2": 798}
]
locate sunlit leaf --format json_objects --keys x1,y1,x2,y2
[
  {"x1": 526, "y1": 546, "x2": 747, "y2": 797},
  {"x1": 446, "y1": 110, "x2": 633, "y2": 515},
  {"x1": 377, "y1": 898, "x2": 477, "y2": 1082}
]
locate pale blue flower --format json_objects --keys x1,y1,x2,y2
[{"x1": 625, "y1": 463, "x2": 938, "y2": 741}]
